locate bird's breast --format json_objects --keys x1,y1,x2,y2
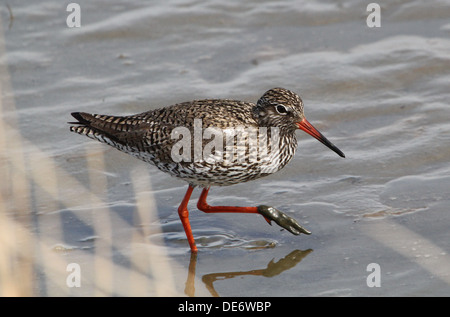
[{"x1": 150, "y1": 126, "x2": 298, "y2": 186}]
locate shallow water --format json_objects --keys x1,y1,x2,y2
[{"x1": 1, "y1": 1, "x2": 449, "y2": 296}]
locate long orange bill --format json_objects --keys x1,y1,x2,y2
[{"x1": 297, "y1": 118, "x2": 345, "y2": 158}]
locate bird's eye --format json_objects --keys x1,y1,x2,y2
[{"x1": 275, "y1": 104, "x2": 288, "y2": 115}]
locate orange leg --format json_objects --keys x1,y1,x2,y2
[
  {"x1": 177, "y1": 185, "x2": 198, "y2": 253},
  {"x1": 178, "y1": 185, "x2": 265, "y2": 253},
  {"x1": 197, "y1": 186, "x2": 263, "y2": 216},
  {"x1": 197, "y1": 187, "x2": 311, "y2": 236},
  {"x1": 178, "y1": 186, "x2": 310, "y2": 253}
]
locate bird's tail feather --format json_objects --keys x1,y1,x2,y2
[{"x1": 69, "y1": 112, "x2": 127, "y2": 146}]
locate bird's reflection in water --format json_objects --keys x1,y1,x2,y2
[{"x1": 184, "y1": 249, "x2": 313, "y2": 297}]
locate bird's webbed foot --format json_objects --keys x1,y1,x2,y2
[{"x1": 257, "y1": 205, "x2": 311, "y2": 235}]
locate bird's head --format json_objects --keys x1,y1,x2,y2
[{"x1": 253, "y1": 87, "x2": 345, "y2": 158}]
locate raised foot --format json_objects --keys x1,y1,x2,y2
[{"x1": 257, "y1": 205, "x2": 311, "y2": 235}]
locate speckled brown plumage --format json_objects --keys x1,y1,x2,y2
[{"x1": 69, "y1": 88, "x2": 319, "y2": 187}]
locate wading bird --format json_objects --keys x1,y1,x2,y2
[{"x1": 69, "y1": 88, "x2": 345, "y2": 252}]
